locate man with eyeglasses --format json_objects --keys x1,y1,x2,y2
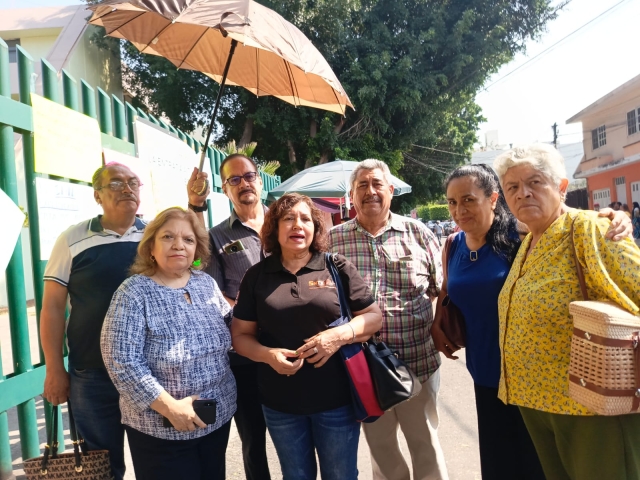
[
  {"x1": 189, "y1": 153, "x2": 271, "y2": 480},
  {"x1": 41, "y1": 162, "x2": 202, "y2": 479}
]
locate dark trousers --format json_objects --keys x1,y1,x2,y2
[
  {"x1": 68, "y1": 366, "x2": 126, "y2": 480},
  {"x1": 125, "y1": 421, "x2": 231, "y2": 480},
  {"x1": 474, "y1": 384, "x2": 545, "y2": 480},
  {"x1": 233, "y1": 363, "x2": 271, "y2": 480}
]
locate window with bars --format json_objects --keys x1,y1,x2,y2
[
  {"x1": 591, "y1": 125, "x2": 606, "y2": 150},
  {"x1": 6, "y1": 39, "x2": 20, "y2": 63},
  {"x1": 628, "y1": 108, "x2": 640, "y2": 135}
]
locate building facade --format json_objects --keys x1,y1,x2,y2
[{"x1": 567, "y1": 74, "x2": 640, "y2": 210}]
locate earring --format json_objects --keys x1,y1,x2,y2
[{"x1": 150, "y1": 255, "x2": 155, "y2": 263}]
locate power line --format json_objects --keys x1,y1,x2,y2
[
  {"x1": 483, "y1": 0, "x2": 631, "y2": 91},
  {"x1": 410, "y1": 144, "x2": 469, "y2": 157}
]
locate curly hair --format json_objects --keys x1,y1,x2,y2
[
  {"x1": 444, "y1": 164, "x2": 520, "y2": 263},
  {"x1": 261, "y1": 193, "x2": 328, "y2": 255},
  {"x1": 129, "y1": 207, "x2": 210, "y2": 276}
]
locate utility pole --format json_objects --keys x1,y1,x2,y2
[{"x1": 552, "y1": 123, "x2": 558, "y2": 148}]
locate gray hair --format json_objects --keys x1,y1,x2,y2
[
  {"x1": 493, "y1": 143, "x2": 567, "y2": 188},
  {"x1": 350, "y1": 159, "x2": 394, "y2": 190}
]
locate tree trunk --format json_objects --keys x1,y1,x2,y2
[
  {"x1": 287, "y1": 140, "x2": 298, "y2": 174},
  {"x1": 318, "y1": 117, "x2": 346, "y2": 165},
  {"x1": 238, "y1": 117, "x2": 254, "y2": 147},
  {"x1": 310, "y1": 119, "x2": 317, "y2": 138}
]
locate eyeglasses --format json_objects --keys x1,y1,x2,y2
[
  {"x1": 96, "y1": 180, "x2": 142, "y2": 191},
  {"x1": 224, "y1": 172, "x2": 258, "y2": 186}
]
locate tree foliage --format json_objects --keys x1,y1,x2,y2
[{"x1": 84, "y1": 0, "x2": 562, "y2": 207}]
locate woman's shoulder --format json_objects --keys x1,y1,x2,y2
[
  {"x1": 119, "y1": 274, "x2": 147, "y2": 289},
  {"x1": 326, "y1": 252, "x2": 352, "y2": 271},
  {"x1": 565, "y1": 210, "x2": 609, "y2": 237}
]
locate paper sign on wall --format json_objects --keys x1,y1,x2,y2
[
  {"x1": 135, "y1": 119, "x2": 213, "y2": 215},
  {"x1": 31, "y1": 94, "x2": 103, "y2": 182},
  {"x1": 0, "y1": 189, "x2": 26, "y2": 273},
  {"x1": 36, "y1": 177, "x2": 101, "y2": 260},
  {"x1": 209, "y1": 192, "x2": 231, "y2": 225}
]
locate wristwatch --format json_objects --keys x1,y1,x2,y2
[{"x1": 188, "y1": 202, "x2": 208, "y2": 212}]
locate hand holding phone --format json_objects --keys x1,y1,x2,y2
[{"x1": 162, "y1": 399, "x2": 217, "y2": 428}]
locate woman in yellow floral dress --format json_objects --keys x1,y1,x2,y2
[{"x1": 493, "y1": 143, "x2": 640, "y2": 480}]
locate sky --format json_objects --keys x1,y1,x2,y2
[
  {"x1": 3, "y1": 0, "x2": 639, "y2": 148},
  {"x1": 476, "y1": 0, "x2": 640, "y2": 147}
]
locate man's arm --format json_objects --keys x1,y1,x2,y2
[{"x1": 41, "y1": 281, "x2": 70, "y2": 406}]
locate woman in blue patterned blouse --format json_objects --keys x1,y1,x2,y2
[{"x1": 101, "y1": 207, "x2": 236, "y2": 480}]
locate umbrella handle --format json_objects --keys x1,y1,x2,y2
[{"x1": 198, "y1": 39, "x2": 239, "y2": 172}]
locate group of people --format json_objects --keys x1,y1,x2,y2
[{"x1": 39, "y1": 145, "x2": 639, "y2": 480}]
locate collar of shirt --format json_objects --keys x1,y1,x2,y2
[
  {"x1": 345, "y1": 212, "x2": 407, "y2": 238},
  {"x1": 263, "y1": 251, "x2": 325, "y2": 273},
  {"x1": 90, "y1": 215, "x2": 146, "y2": 234},
  {"x1": 228, "y1": 204, "x2": 269, "y2": 229}
]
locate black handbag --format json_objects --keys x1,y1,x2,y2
[
  {"x1": 364, "y1": 337, "x2": 422, "y2": 411},
  {"x1": 23, "y1": 402, "x2": 112, "y2": 479}
]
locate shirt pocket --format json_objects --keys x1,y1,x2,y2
[{"x1": 381, "y1": 244, "x2": 421, "y2": 296}]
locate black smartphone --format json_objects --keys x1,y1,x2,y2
[{"x1": 162, "y1": 399, "x2": 217, "y2": 428}]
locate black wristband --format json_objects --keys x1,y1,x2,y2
[{"x1": 188, "y1": 202, "x2": 208, "y2": 212}]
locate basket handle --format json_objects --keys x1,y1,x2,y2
[{"x1": 570, "y1": 219, "x2": 589, "y2": 301}]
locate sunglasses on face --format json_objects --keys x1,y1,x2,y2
[
  {"x1": 224, "y1": 171, "x2": 259, "y2": 186},
  {"x1": 96, "y1": 180, "x2": 142, "y2": 192}
]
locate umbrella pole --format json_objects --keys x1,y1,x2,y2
[{"x1": 198, "y1": 39, "x2": 239, "y2": 172}]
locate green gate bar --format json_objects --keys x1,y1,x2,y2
[{"x1": 0, "y1": 40, "x2": 280, "y2": 479}]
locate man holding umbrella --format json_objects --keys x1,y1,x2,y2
[{"x1": 189, "y1": 154, "x2": 271, "y2": 480}]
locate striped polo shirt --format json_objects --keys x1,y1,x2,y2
[{"x1": 44, "y1": 216, "x2": 146, "y2": 369}]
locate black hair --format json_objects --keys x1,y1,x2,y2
[
  {"x1": 444, "y1": 163, "x2": 520, "y2": 263},
  {"x1": 633, "y1": 202, "x2": 640, "y2": 210},
  {"x1": 219, "y1": 154, "x2": 258, "y2": 181}
]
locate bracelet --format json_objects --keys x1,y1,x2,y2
[
  {"x1": 346, "y1": 323, "x2": 356, "y2": 344},
  {"x1": 188, "y1": 202, "x2": 208, "y2": 212}
]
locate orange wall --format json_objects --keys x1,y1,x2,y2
[{"x1": 587, "y1": 162, "x2": 640, "y2": 208}]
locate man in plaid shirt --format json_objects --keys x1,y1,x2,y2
[{"x1": 328, "y1": 159, "x2": 448, "y2": 480}]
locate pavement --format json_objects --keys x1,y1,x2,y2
[{"x1": 2, "y1": 307, "x2": 480, "y2": 480}]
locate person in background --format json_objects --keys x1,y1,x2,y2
[
  {"x1": 189, "y1": 153, "x2": 272, "y2": 480},
  {"x1": 231, "y1": 193, "x2": 382, "y2": 480},
  {"x1": 433, "y1": 220, "x2": 443, "y2": 242},
  {"x1": 41, "y1": 163, "x2": 145, "y2": 479},
  {"x1": 329, "y1": 159, "x2": 448, "y2": 480},
  {"x1": 101, "y1": 207, "x2": 235, "y2": 480},
  {"x1": 622, "y1": 203, "x2": 632, "y2": 218},
  {"x1": 494, "y1": 144, "x2": 640, "y2": 480}
]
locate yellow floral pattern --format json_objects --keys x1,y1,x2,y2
[{"x1": 497, "y1": 211, "x2": 640, "y2": 415}]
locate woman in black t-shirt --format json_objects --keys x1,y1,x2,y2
[{"x1": 232, "y1": 193, "x2": 382, "y2": 480}]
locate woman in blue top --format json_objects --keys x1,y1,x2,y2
[
  {"x1": 431, "y1": 164, "x2": 632, "y2": 480},
  {"x1": 431, "y1": 164, "x2": 542, "y2": 480}
]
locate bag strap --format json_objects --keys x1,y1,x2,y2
[
  {"x1": 570, "y1": 218, "x2": 589, "y2": 301},
  {"x1": 325, "y1": 253, "x2": 353, "y2": 320},
  {"x1": 40, "y1": 405, "x2": 58, "y2": 474},
  {"x1": 67, "y1": 400, "x2": 86, "y2": 470},
  {"x1": 441, "y1": 233, "x2": 458, "y2": 292}
]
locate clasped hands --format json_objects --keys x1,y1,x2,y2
[{"x1": 267, "y1": 329, "x2": 345, "y2": 376}]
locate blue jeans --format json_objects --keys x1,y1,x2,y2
[
  {"x1": 69, "y1": 366, "x2": 126, "y2": 480},
  {"x1": 262, "y1": 404, "x2": 360, "y2": 480}
]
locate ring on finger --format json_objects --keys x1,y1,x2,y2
[{"x1": 313, "y1": 347, "x2": 318, "y2": 355}]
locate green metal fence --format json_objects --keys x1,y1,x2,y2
[{"x1": 0, "y1": 39, "x2": 279, "y2": 479}]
